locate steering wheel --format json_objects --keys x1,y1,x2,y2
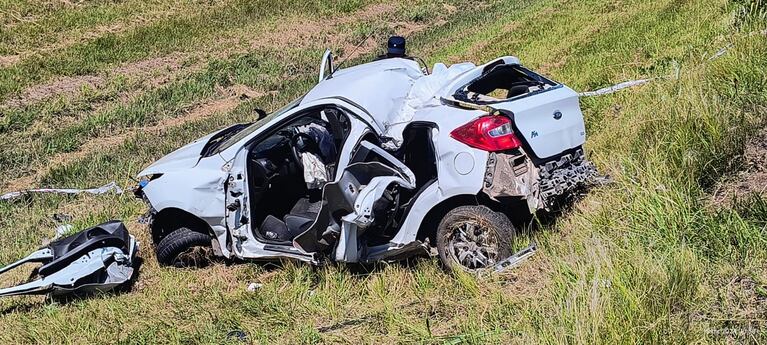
[{"x1": 289, "y1": 132, "x2": 314, "y2": 170}]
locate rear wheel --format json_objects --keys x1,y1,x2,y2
[
  {"x1": 155, "y1": 227, "x2": 212, "y2": 268},
  {"x1": 436, "y1": 205, "x2": 515, "y2": 273}
]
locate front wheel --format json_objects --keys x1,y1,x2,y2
[
  {"x1": 436, "y1": 205, "x2": 516, "y2": 273},
  {"x1": 155, "y1": 227, "x2": 212, "y2": 268}
]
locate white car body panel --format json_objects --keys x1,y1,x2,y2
[
  {"x1": 494, "y1": 86, "x2": 586, "y2": 159},
  {"x1": 138, "y1": 130, "x2": 222, "y2": 176},
  {"x1": 301, "y1": 58, "x2": 422, "y2": 133},
  {"x1": 390, "y1": 106, "x2": 489, "y2": 245}
]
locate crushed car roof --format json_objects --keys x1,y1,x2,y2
[
  {"x1": 300, "y1": 58, "x2": 423, "y2": 128},
  {"x1": 299, "y1": 56, "x2": 523, "y2": 145}
]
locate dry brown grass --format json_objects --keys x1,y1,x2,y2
[{"x1": 712, "y1": 127, "x2": 767, "y2": 205}]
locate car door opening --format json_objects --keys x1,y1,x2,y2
[{"x1": 246, "y1": 107, "x2": 350, "y2": 244}]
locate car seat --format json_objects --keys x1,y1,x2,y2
[{"x1": 260, "y1": 197, "x2": 322, "y2": 241}]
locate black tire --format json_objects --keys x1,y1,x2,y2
[
  {"x1": 436, "y1": 205, "x2": 516, "y2": 273},
  {"x1": 155, "y1": 227, "x2": 212, "y2": 267}
]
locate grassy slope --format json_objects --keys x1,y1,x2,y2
[{"x1": 0, "y1": 0, "x2": 765, "y2": 343}]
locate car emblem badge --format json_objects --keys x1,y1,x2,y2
[
  {"x1": 553, "y1": 111, "x2": 563, "y2": 120},
  {"x1": 531, "y1": 131, "x2": 539, "y2": 138}
]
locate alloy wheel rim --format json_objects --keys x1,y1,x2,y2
[{"x1": 447, "y1": 219, "x2": 499, "y2": 270}]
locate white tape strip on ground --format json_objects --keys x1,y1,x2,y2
[
  {"x1": 1, "y1": 182, "x2": 123, "y2": 201},
  {"x1": 578, "y1": 32, "x2": 767, "y2": 98},
  {"x1": 578, "y1": 78, "x2": 654, "y2": 97}
]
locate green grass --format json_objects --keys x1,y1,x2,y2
[
  {"x1": 0, "y1": 0, "x2": 221, "y2": 55},
  {"x1": 0, "y1": 0, "x2": 766, "y2": 343},
  {"x1": 0, "y1": 0, "x2": 379, "y2": 101}
]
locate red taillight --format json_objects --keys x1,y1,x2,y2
[{"x1": 450, "y1": 115, "x2": 522, "y2": 151}]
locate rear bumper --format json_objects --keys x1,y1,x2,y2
[
  {"x1": 482, "y1": 149, "x2": 542, "y2": 212},
  {"x1": 481, "y1": 147, "x2": 597, "y2": 212}
]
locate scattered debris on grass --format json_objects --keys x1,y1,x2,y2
[
  {"x1": 226, "y1": 330, "x2": 248, "y2": 342},
  {"x1": 490, "y1": 243, "x2": 538, "y2": 275},
  {"x1": 0, "y1": 181, "x2": 123, "y2": 201},
  {"x1": 578, "y1": 78, "x2": 654, "y2": 97},
  {"x1": 0, "y1": 220, "x2": 138, "y2": 298}
]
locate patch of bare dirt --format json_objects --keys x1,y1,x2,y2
[
  {"x1": 2, "y1": 53, "x2": 194, "y2": 110},
  {"x1": 699, "y1": 271, "x2": 767, "y2": 337},
  {"x1": 4, "y1": 75, "x2": 104, "y2": 108},
  {"x1": 111, "y1": 53, "x2": 195, "y2": 88},
  {"x1": 341, "y1": 2, "x2": 398, "y2": 24},
  {"x1": 719, "y1": 275, "x2": 767, "y2": 319},
  {"x1": 248, "y1": 2, "x2": 426, "y2": 60},
  {"x1": 450, "y1": 21, "x2": 519, "y2": 64},
  {"x1": 712, "y1": 128, "x2": 767, "y2": 205},
  {"x1": 537, "y1": 58, "x2": 567, "y2": 75},
  {"x1": 0, "y1": 55, "x2": 20, "y2": 68},
  {"x1": 499, "y1": 254, "x2": 553, "y2": 298}
]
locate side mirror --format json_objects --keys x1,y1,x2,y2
[{"x1": 318, "y1": 49, "x2": 334, "y2": 83}]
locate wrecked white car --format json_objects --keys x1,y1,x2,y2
[{"x1": 134, "y1": 38, "x2": 598, "y2": 272}]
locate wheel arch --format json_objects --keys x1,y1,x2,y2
[
  {"x1": 415, "y1": 192, "x2": 517, "y2": 245},
  {"x1": 415, "y1": 194, "x2": 478, "y2": 244},
  {"x1": 151, "y1": 207, "x2": 213, "y2": 244}
]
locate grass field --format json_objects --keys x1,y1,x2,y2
[{"x1": 0, "y1": 0, "x2": 765, "y2": 343}]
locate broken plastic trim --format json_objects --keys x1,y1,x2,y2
[
  {"x1": 1, "y1": 182, "x2": 123, "y2": 201},
  {"x1": 577, "y1": 79, "x2": 653, "y2": 97},
  {"x1": 0, "y1": 220, "x2": 138, "y2": 298},
  {"x1": 489, "y1": 243, "x2": 537, "y2": 275}
]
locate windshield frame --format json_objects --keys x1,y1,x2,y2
[{"x1": 210, "y1": 96, "x2": 304, "y2": 155}]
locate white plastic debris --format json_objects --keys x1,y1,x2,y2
[
  {"x1": 577, "y1": 79, "x2": 653, "y2": 97},
  {"x1": 709, "y1": 46, "x2": 731, "y2": 61},
  {"x1": 247, "y1": 283, "x2": 263, "y2": 292},
  {"x1": 54, "y1": 224, "x2": 74, "y2": 240},
  {"x1": 0, "y1": 181, "x2": 123, "y2": 201},
  {"x1": 0, "y1": 220, "x2": 138, "y2": 298}
]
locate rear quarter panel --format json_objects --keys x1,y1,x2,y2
[{"x1": 391, "y1": 106, "x2": 489, "y2": 245}]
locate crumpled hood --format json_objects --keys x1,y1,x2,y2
[{"x1": 137, "y1": 131, "x2": 220, "y2": 176}]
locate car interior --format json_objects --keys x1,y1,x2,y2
[
  {"x1": 246, "y1": 106, "x2": 350, "y2": 244},
  {"x1": 454, "y1": 63, "x2": 557, "y2": 103},
  {"x1": 244, "y1": 105, "x2": 441, "y2": 252}
]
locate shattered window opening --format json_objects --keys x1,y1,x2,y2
[
  {"x1": 453, "y1": 65, "x2": 559, "y2": 104},
  {"x1": 211, "y1": 96, "x2": 305, "y2": 155}
]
